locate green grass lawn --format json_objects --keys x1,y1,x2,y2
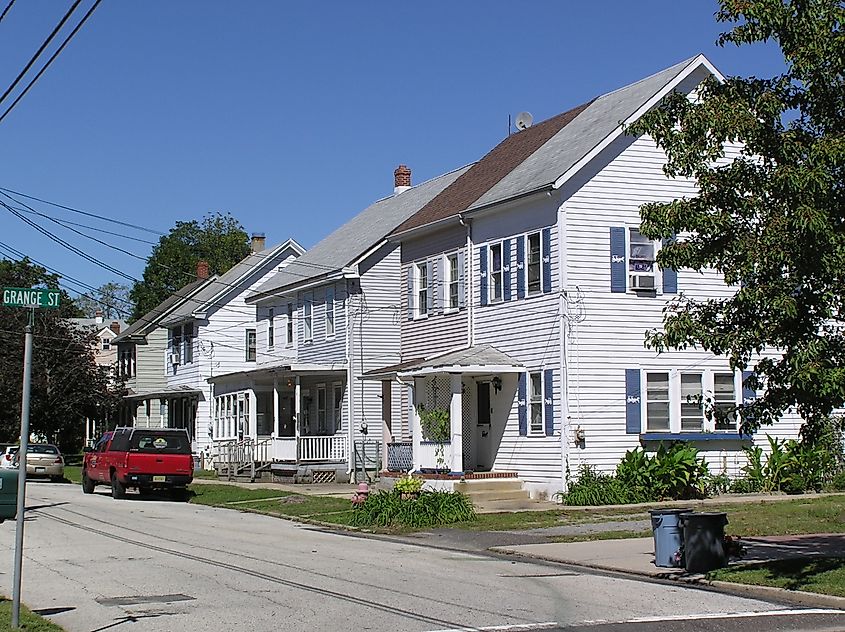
[
  {"x1": 62, "y1": 466, "x2": 81, "y2": 485},
  {"x1": 0, "y1": 597, "x2": 65, "y2": 631},
  {"x1": 709, "y1": 557, "x2": 845, "y2": 597}
]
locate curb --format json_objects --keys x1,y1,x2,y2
[{"x1": 489, "y1": 547, "x2": 845, "y2": 610}]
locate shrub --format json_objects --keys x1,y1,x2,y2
[
  {"x1": 825, "y1": 470, "x2": 845, "y2": 492},
  {"x1": 729, "y1": 477, "x2": 762, "y2": 494},
  {"x1": 616, "y1": 444, "x2": 709, "y2": 500},
  {"x1": 559, "y1": 464, "x2": 646, "y2": 506},
  {"x1": 393, "y1": 475, "x2": 423, "y2": 494},
  {"x1": 702, "y1": 472, "x2": 731, "y2": 497},
  {"x1": 351, "y1": 490, "x2": 475, "y2": 528}
]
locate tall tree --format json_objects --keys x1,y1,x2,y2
[
  {"x1": 628, "y1": 0, "x2": 845, "y2": 440},
  {"x1": 129, "y1": 212, "x2": 250, "y2": 321},
  {"x1": 74, "y1": 282, "x2": 132, "y2": 319},
  {"x1": 0, "y1": 258, "x2": 124, "y2": 450}
]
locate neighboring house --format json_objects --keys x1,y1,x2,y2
[
  {"x1": 112, "y1": 262, "x2": 216, "y2": 442},
  {"x1": 156, "y1": 234, "x2": 304, "y2": 457},
  {"x1": 209, "y1": 165, "x2": 470, "y2": 482},
  {"x1": 69, "y1": 311, "x2": 128, "y2": 444},
  {"x1": 371, "y1": 54, "x2": 802, "y2": 498}
]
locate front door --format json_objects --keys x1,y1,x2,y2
[
  {"x1": 475, "y1": 382, "x2": 492, "y2": 471},
  {"x1": 279, "y1": 395, "x2": 295, "y2": 437}
]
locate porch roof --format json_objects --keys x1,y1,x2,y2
[
  {"x1": 207, "y1": 362, "x2": 348, "y2": 383},
  {"x1": 124, "y1": 385, "x2": 204, "y2": 401},
  {"x1": 367, "y1": 344, "x2": 523, "y2": 379}
]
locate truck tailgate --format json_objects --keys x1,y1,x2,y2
[{"x1": 126, "y1": 452, "x2": 193, "y2": 476}]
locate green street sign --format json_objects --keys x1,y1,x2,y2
[{"x1": 2, "y1": 287, "x2": 61, "y2": 309}]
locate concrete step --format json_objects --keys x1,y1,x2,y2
[
  {"x1": 453, "y1": 479, "x2": 524, "y2": 493},
  {"x1": 459, "y1": 489, "x2": 532, "y2": 503},
  {"x1": 474, "y1": 498, "x2": 547, "y2": 513}
]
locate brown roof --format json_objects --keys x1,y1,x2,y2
[{"x1": 392, "y1": 99, "x2": 594, "y2": 235}]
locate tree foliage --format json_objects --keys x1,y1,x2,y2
[
  {"x1": 74, "y1": 282, "x2": 132, "y2": 319},
  {"x1": 129, "y1": 212, "x2": 250, "y2": 321},
  {"x1": 628, "y1": 0, "x2": 845, "y2": 440},
  {"x1": 0, "y1": 258, "x2": 124, "y2": 450}
]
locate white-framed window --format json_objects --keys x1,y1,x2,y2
[
  {"x1": 286, "y1": 302, "x2": 294, "y2": 346},
  {"x1": 332, "y1": 382, "x2": 343, "y2": 434},
  {"x1": 529, "y1": 371, "x2": 543, "y2": 434},
  {"x1": 325, "y1": 286, "x2": 335, "y2": 339},
  {"x1": 183, "y1": 323, "x2": 193, "y2": 364},
  {"x1": 489, "y1": 242, "x2": 503, "y2": 303},
  {"x1": 267, "y1": 308, "x2": 275, "y2": 348},
  {"x1": 446, "y1": 253, "x2": 459, "y2": 311},
  {"x1": 101, "y1": 337, "x2": 110, "y2": 351},
  {"x1": 303, "y1": 292, "x2": 313, "y2": 341},
  {"x1": 527, "y1": 232, "x2": 542, "y2": 296},
  {"x1": 317, "y1": 384, "x2": 327, "y2": 434},
  {"x1": 245, "y1": 329, "x2": 256, "y2": 362},
  {"x1": 629, "y1": 228, "x2": 657, "y2": 291},
  {"x1": 645, "y1": 372, "x2": 670, "y2": 431},
  {"x1": 171, "y1": 327, "x2": 182, "y2": 368},
  {"x1": 643, "y1": 369, "x2": 740, "y2": 433},
  {"x1": 416, "y1": 262, "x2": 428, "y2": 317}
]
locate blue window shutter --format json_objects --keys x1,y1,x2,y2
[
  {"x1": 518, "y1": 372, "x2": 527, "y2": 436},
  {"x1": 542, "y1": 227, "x2": 552, "y2": 294},
  {"x1": 516, "y1": 236, "x2": 525, "y2": 299},
  {"x1": 544, "y1": 369, "x2": 554, "y2": 436},
  {"x1": 625, "y1": 369, "x2": 641, "y2": 434},
  {"x1": 479, "y1": 246, "x2": 488, "y2": 307},
  {"x1": 457, "y1": 250, "x2": 466, "y2": 309},
  {"x1": 426, "y1": 260, "x2": 434, "y2": 314},
  {"x1": 407, "y1": 267, "x2": 414, "y2": 320},
  {"x1": 662, "y1": 237, "x2": 678, "y2": 294},
  {"x1": 610, "y1": 227, "x2": 626, "y2": 293},
  {"x1": 503, "y1": 239, "x2": 512, "y2": 301}
]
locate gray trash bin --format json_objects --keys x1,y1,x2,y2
[
  {"x1": 649, "y1": 508, "x2": 691, "y2": 568},
  {"x1": 681, "y1": 512, "x2": 728, "y2": 573}
]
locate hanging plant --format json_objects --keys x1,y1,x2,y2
[{"x1": 417, "y1": 405, "x2": 450, "y2": 471}]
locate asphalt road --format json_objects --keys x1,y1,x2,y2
[{"x1": 0, "y1": 482, "x2": 842, "y2": 632}]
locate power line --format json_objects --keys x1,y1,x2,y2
[
  {"x1": 0, "y1": 186, "x2": 166, "y2": 236},
  {"x1": 0, "y1": 0, "x2": 103, "y2": 125},
  {"x1": 0, "y1": 0, "x2": 16, "y2": 24},
  {"x1": 0, "y1": 0, "x2": 83, "y2": 108},
  {"x1": 9, "y1": 202, "x2": 158, "y2": 245}
]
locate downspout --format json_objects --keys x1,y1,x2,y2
[
  {"x1": 459, "y1": 214, "x2": 474, "y2": 347},
  {"x1": 346, "y1": 280, "x2": 354, "y2": 478},
  {"x1": 557, "y1": 201, "x2": 571, "y2": 495}
]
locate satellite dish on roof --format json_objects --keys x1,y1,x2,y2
[{"x1": 515, "y1": 112, "x2": 533, "y2": 130}]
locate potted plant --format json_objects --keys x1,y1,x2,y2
[{"x1": 394, "y1": 474, "x2": 424, "y2": 500}]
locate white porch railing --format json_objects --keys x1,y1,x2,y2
[
  {"x1": 272, "y1": 437, "x2": 297, "y2": 461},
  {"x1": 417, "y1": 441, "x2": 453, "y2": 471},
  {"x1": 299, "y1": 435, "x2": 346, "y2": 462}
]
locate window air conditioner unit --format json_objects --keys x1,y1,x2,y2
[
  {"x1": 630, "y1": 274, "x2": 655, "y2": 291},
  {"x1": 170, "y1": 352, "x2": 181, "y2": 365}
]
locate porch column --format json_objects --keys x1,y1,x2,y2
[
  {"x1": 294, "y1": 376, "x2": 301, "y2": 461},
  {"x1": 273, "y1": 378, "x2": 280, "y2": 437},
  {"x1": 381, "y1": 380, "x2": 392, "y2": 474},
  {"x1": 449, "y1": 373, "x2": 464, "y2": 474},
  {"x1": 249, "y1": 390, "x2": 258, "y2": 442},
  {"x1": 411, "y1": 379, "x2": 422, "y2": 471}
]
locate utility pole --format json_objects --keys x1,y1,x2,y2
[{"x1": 11, "y1": 309, "x2": 33, "y2": 629}]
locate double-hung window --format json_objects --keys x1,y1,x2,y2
[
  {"x1": 286, "y1": 303, "x2": 294, "y2": 346},
  {"x1": 446, "y1": 253, "x2": 459, "y2": 311},
  {"x1": 183, "y1": 323, "x2": 193, "y2": 364},
  {"x1": 641, "y1": 370, "x2": 739, "y2": 433},
  {"x1": 317, "y1": 385, "x2": 327, "y2": 434},
  {"x1": 325, "y1": 286, "x2": 335, "y2": 338},
  {"x1": 303, "y1": 292, "x2": 313, "y2": 341},
  {"x1": 489, "y1": 243, "x2": 503, "y2": 303},
  {"x1": 267, "y1": 308, "x2": 275, "y2": 348},
  {"x1": 645, "y1": 372, "x2": 670, "y2": 431},
  {"x1": 416, "y1": 262, "x2": 429, "y2": 317},
  {"x1": 680, "y1": 373, "x2": 704, "y2": 431},
  {"x1": 527, "y1": 232, "x2": 542, "y2": 295},
  {"x1": 172, "y1": 327, "x2": 182, "y2": 366},
  {"x1": 245, "y1": 329, "x2": 256, "y2": 362},
  {"x1": 529, "y1": 371, "x2": 543, "y2": 434},
  {"x1": 713, "y1": 372, "x2": 737, "y2": 430},
  {"x1": 102, "y1": 337, "x2": 110, "y2": 351},
  {"x1": 629, "y1": 228, "x2": 657, "y2": 291}
]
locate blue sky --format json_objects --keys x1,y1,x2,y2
[{"x1": 0, "y1": 1, "x2": 785, "y2": 294}]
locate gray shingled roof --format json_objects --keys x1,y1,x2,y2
[
  {"x1": 468, "y1": 56, "x2": 699, "y2": 211},
  {"x1": 159, "y1": 239, "x2": 303, "y2": 327},
  {"x1": 113, "y1": 278, "x2": 210, "y2": 343},
  {"x1": 247, "y1": 165, "x2": 472, "y2": 300}
]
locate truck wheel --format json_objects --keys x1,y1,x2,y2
[
  {"x1": 81, "y1": 473, "x2": 95, "y2": 494},
  {"x1": 111, "y1": 473, "x2": 126, "y2": 499}
]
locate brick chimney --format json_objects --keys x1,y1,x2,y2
[
  {"x1": 394, "y1": 164, "x2": 411, "y2": 195},
  {"x1": 251, "y1": 232, "x2": 266, "y2": 253},
  {"x1": 109, "y1": 321, "x2": 121, "y2": 335},
  {"x1": 94, "y1": 309, "x2": 103, "y2": 324},
  {"x1": 196, "y1": 260, "x2": 210, "y2": 280}
]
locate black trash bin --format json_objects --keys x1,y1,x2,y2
[{"x1": 680, "y1": 512, "x2": 728, "y2": 573}]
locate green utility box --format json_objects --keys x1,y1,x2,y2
[{"x1": 0, "y1": 469, "x2": 19, "y2": 523}]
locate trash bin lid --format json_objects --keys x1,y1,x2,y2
[
  {"x1": 680, "y1": 511, "x2": 728, "y2": 525},
  {"x1": 649, "y1": 508, "x2": 692, "y2": 516}
]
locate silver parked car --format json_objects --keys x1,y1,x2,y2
[{"x1": 16, "y1": 444, "x2": 65, "y2": 481}]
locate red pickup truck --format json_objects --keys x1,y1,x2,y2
[{"x1": 82, "y1": 427, "x2": 194, "y2": 500}]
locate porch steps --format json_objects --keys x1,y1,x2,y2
[{"x1": 453, "y1": 478, "x2": 537, "y2": 511}]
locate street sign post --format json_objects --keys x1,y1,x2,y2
[{"x1": 2, "y1": 287, "x2": 59, "y2": 629}]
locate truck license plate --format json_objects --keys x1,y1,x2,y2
[{"x1": 153, "y1": 475, "x2": 166, "y2": 482}]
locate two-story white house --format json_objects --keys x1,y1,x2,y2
[
  {"x1": 371, "y1": 54, "x2": 802, "y2": 499},
  {"x1": 155, "y1": 234, "x2": 304, "y2": 457},
  {"x1": 207, "y1": 166, "x2": 470, "y2": 482}
]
